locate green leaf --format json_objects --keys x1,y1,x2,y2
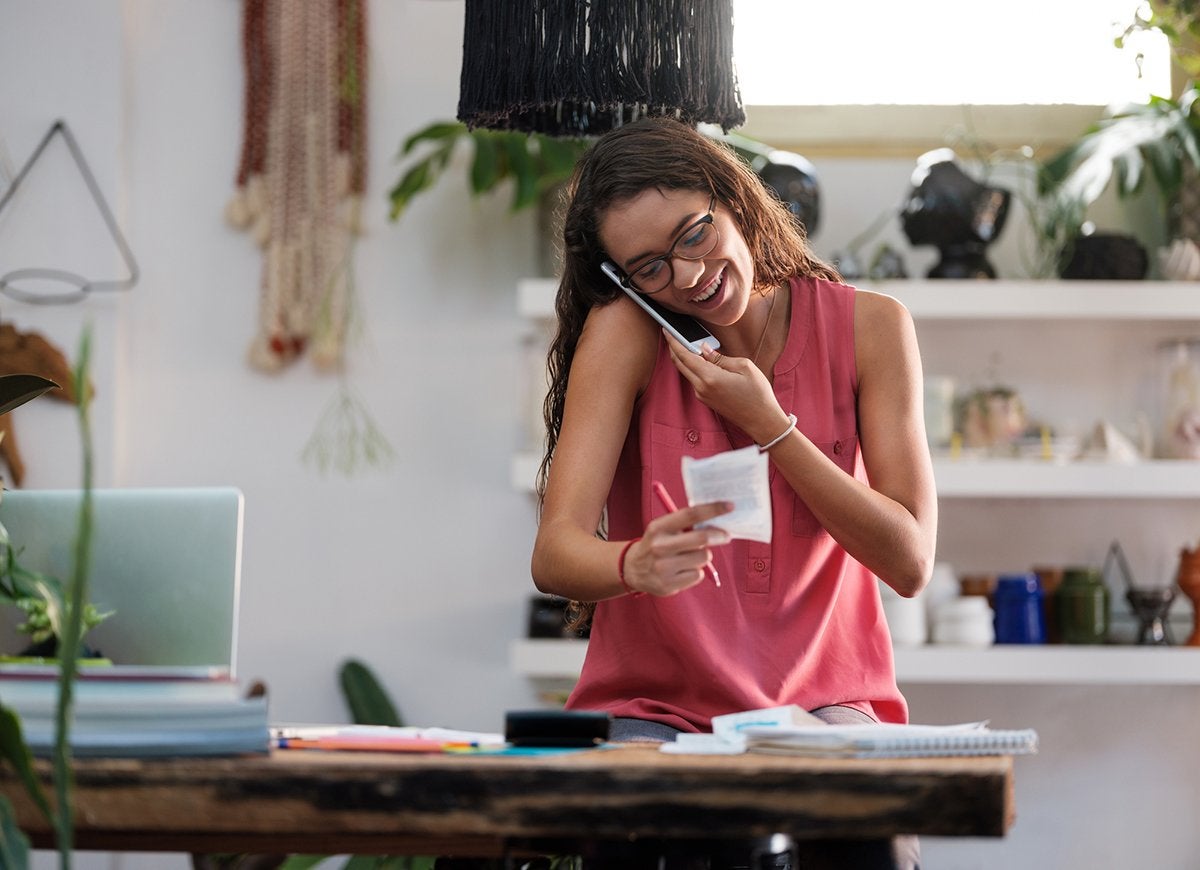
[
  {"x1": 0, "y1": 375, "x2": 58, "y2": 418},
  {"x1": 53, "y1": 324, "x2": 96, "y2": 862},
  {"x1": 1041, "y1": 102, "x2": 1186, "y2": 210},
  {"x1": 536, "y1": 136, "x2": 589, "y2": 176},
  {"x1": 469, "y1": 132, "x2": 503, "y2": 193},
  {"x1": 401, "y1": 121, "x2": 468, "y2": 156},
  {"x1": 0, "y1": 796, "x2": 30, "y2": 870},
  {"x1": 1142, "y1": 137, "x2": 1183, "y2": 197},
  {"x1": 0, "y1": 705, "x2": 53, "y2": 826},
  {"x1": 275, "y1": 856, "x2": 337, "y2": 870},
  {"x1": 1113, "y1": 149, "x2": 1147, "y2": 197},
  {"x1": 503, "y1": 135, "x2": 539, "y2": 211},
  {"x1": 388, "y1": 138, "x2": 456, "y2": 222},
  {"x1": 339, "y1": 659, "x2": 403, "y2": 726},
  {"x1": 388, "y1": 857, "x2": 439, "y2": 869}
]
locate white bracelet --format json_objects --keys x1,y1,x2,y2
[{"x1": 758, "y1": 413, "x2": 797, "y2": 453}]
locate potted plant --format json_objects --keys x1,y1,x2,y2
[
  {"x1": 0, "y1": 335, "x2": 100, "y2": 867},
  {"x1": 1038, "y1": 1, "x2": 1200, "y2": 271},
  {"x1": 0, "y1": 374, "x2": 112, "y2": 663}
]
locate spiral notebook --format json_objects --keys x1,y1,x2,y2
[{"x1": 739, "y1": 720, "x2": 1038, "y2": 758}]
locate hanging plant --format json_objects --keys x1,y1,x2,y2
[
  {"x1": 388, "y1": 121, "x2": 589, "y2": 221},
  {"x1": 388, "y1": 121, "x2": 824, "y2": 242}
]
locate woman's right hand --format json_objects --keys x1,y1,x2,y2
[{"x1": 622, "y1": 501, "x2": 732, "y2": 596}]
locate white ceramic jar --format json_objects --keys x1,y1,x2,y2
[
  {"x1": 931, "y1": 596, "x2": 995, "y2": 646},
  {"x1": 922, "y1": 562, "x2": 960, "y2": 642}
]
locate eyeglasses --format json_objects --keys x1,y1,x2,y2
[{"x1": 614, "y1": 196, "x2": 719, "y2": 295}]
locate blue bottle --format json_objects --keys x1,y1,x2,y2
[{"x1": 993, "y1": 573, "x2": 1046, "y2": 644}]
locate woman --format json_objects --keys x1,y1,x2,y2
[{"x1": 531, "y1": 117, "x2": 937, "y2": 745}]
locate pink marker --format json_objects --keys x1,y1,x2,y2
[{"x1": 652, "y1": 480, "x2": 722, "y2": 588}]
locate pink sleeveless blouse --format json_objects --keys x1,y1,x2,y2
[{"x1": 564, "y1": 276, "x2": 907, "y2": 731}]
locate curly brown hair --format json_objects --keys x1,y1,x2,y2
[{"x1": 536, "y1": 118, "x2": 838, "y2": 626}]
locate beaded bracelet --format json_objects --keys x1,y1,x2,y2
[
  {"x1": 758, "y1": 413, "x2": 798, "y2": 453},
  {"x1": 618, "y1": 537, "x2": 645, "y2": 597}
]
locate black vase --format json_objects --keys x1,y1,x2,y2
[{"x1": 1059, "y1": 233, "x2": 1148, "y2": 280}]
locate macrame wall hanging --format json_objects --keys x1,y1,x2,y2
[
  {"x1": 227, "y1": 0, "x2": 367, "y2": 372},
  {"x1": 457, "y1": 0, "x2": 745, "y2": 136},
  {"x1": 228, "y1": 0, "x2": 390, "y2": 476}
]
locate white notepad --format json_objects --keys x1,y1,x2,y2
[{"x1": 739, "y1": 720, "x2": 1038, "y2": 758}]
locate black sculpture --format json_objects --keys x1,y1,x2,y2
[{"x1": 901, "y1": 148, "x2": 1010, "y2": 279}]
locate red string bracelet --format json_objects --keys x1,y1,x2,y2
[{"x1": 618, "y1": 537, "x2": 645, "y2": 597}]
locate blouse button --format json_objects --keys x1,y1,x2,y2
[
  {"x1": 833, "y1": 440, "x2": 843, "y2": 454},
  {"x1": 753, "y1": 559, "x2": 766, "y2": 572},
  {"x1": 686, "y1": 429, "x2": 700, "y2": 445}
]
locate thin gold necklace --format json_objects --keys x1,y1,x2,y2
[{"x1": 750, "y1": 287, "x2": 778, "y2": 367}]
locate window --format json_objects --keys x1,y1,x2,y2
[{"x1": 733, "y1": 1, "x2": 1171, "y2": 154}]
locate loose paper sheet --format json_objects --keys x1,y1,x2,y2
[{"x1": 681, "y1": 445, "x2": 772, "y2": 542}]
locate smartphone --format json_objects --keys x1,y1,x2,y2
[{"x1": 600, "y1": 261, "x2": 719, "y2": 355}]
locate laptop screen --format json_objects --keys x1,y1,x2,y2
[{"x1": 0, "y1": 487, "x2": 244, "y2": 676}]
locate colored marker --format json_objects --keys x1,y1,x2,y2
[{"x1": 652, "y1": 480, "x2": 722, "y2": 588}]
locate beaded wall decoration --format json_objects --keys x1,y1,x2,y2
[{"x1": 227, "y1": 0, "x2": 368, "y2": 372}]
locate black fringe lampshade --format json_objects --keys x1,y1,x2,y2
[{"x1": 457, "y1": 0, "x2": 745, "y2": 136}]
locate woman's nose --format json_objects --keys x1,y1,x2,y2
[{"x1": 670, "y1": 256, "x2": 705, "y2": 290}]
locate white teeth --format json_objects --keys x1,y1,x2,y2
[{"x1": 691, "y1": 273, "x2": 722, "y2": 303}]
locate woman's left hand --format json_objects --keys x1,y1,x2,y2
[{"x1": 663, "y1": 331, "x2": 788, "y2": 444}]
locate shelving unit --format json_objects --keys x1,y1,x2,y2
[
  {"x1": 514, "y1": 278, "x2": 1200, "y2": 496},
  {"x1": 513, "y1": 278, "x2": 1200, "y2": 686}
]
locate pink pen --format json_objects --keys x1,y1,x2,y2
[{"x1": 651, "y1": 480, "x2": 722, "y2": 588}]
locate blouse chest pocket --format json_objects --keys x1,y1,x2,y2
[
  {"x1": 648, "y1": 422, "x2": 733, "y2": 481},
  {"x1": 791, "y1": 433, "x2": 858, "y2": 538}
]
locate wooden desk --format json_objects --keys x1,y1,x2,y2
[{"x1": 0, "y1": 747, "x2": 1014, "y2": 857}]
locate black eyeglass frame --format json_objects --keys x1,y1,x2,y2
[{"x1": 611, "y1": 195, "x2": 719, "y2": 295}]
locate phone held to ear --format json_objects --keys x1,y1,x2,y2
[{"x1": 600, "y1": 261, "x2": 719, "y2": 355}]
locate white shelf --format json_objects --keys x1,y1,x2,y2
[
  {"x1": 892, "y1": 646, "x2": 1200, "y2": 685},
  {"x1": 517, "y1": 278, "x2": 1200, "y2": 321},
  {"x1": 932, "y1": 458, "x2": 1200, "y2": 498},
  {"x1": 512, "y1": 452, "x2": 1200, "y2": 498},
  {"x1": 510, "y1": 638, "x2": 1200, "y2": 686},
  {"x1": 863, "y1": 280, "x2": 1200, "y2": 320}
]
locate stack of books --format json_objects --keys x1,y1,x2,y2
[{"x1": 0, "y1": 663, "x2": 269, "y2": 757}]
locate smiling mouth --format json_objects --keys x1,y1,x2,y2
[{"x1": 690, "y1": 270, "x2": 724, "y2": 303}]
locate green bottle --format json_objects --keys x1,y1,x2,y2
[{"x1": 1057, "y1": 567, "x2": 1110, "y2": 644}]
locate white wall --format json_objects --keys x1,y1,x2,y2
[
  {"x1": 2, "y1": 3, "x2": 1198, "y2": 869},
  {"x1": 2, "y1": 0, "x2": 545, "y2": 736}
]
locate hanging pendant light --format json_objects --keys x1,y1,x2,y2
[{"x1": 457, "y1": 0, "x2": 745, "y2": 137}]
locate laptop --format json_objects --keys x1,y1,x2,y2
[{"x1": 0, "y1": 487, "x2": 244, "y2": 677}]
